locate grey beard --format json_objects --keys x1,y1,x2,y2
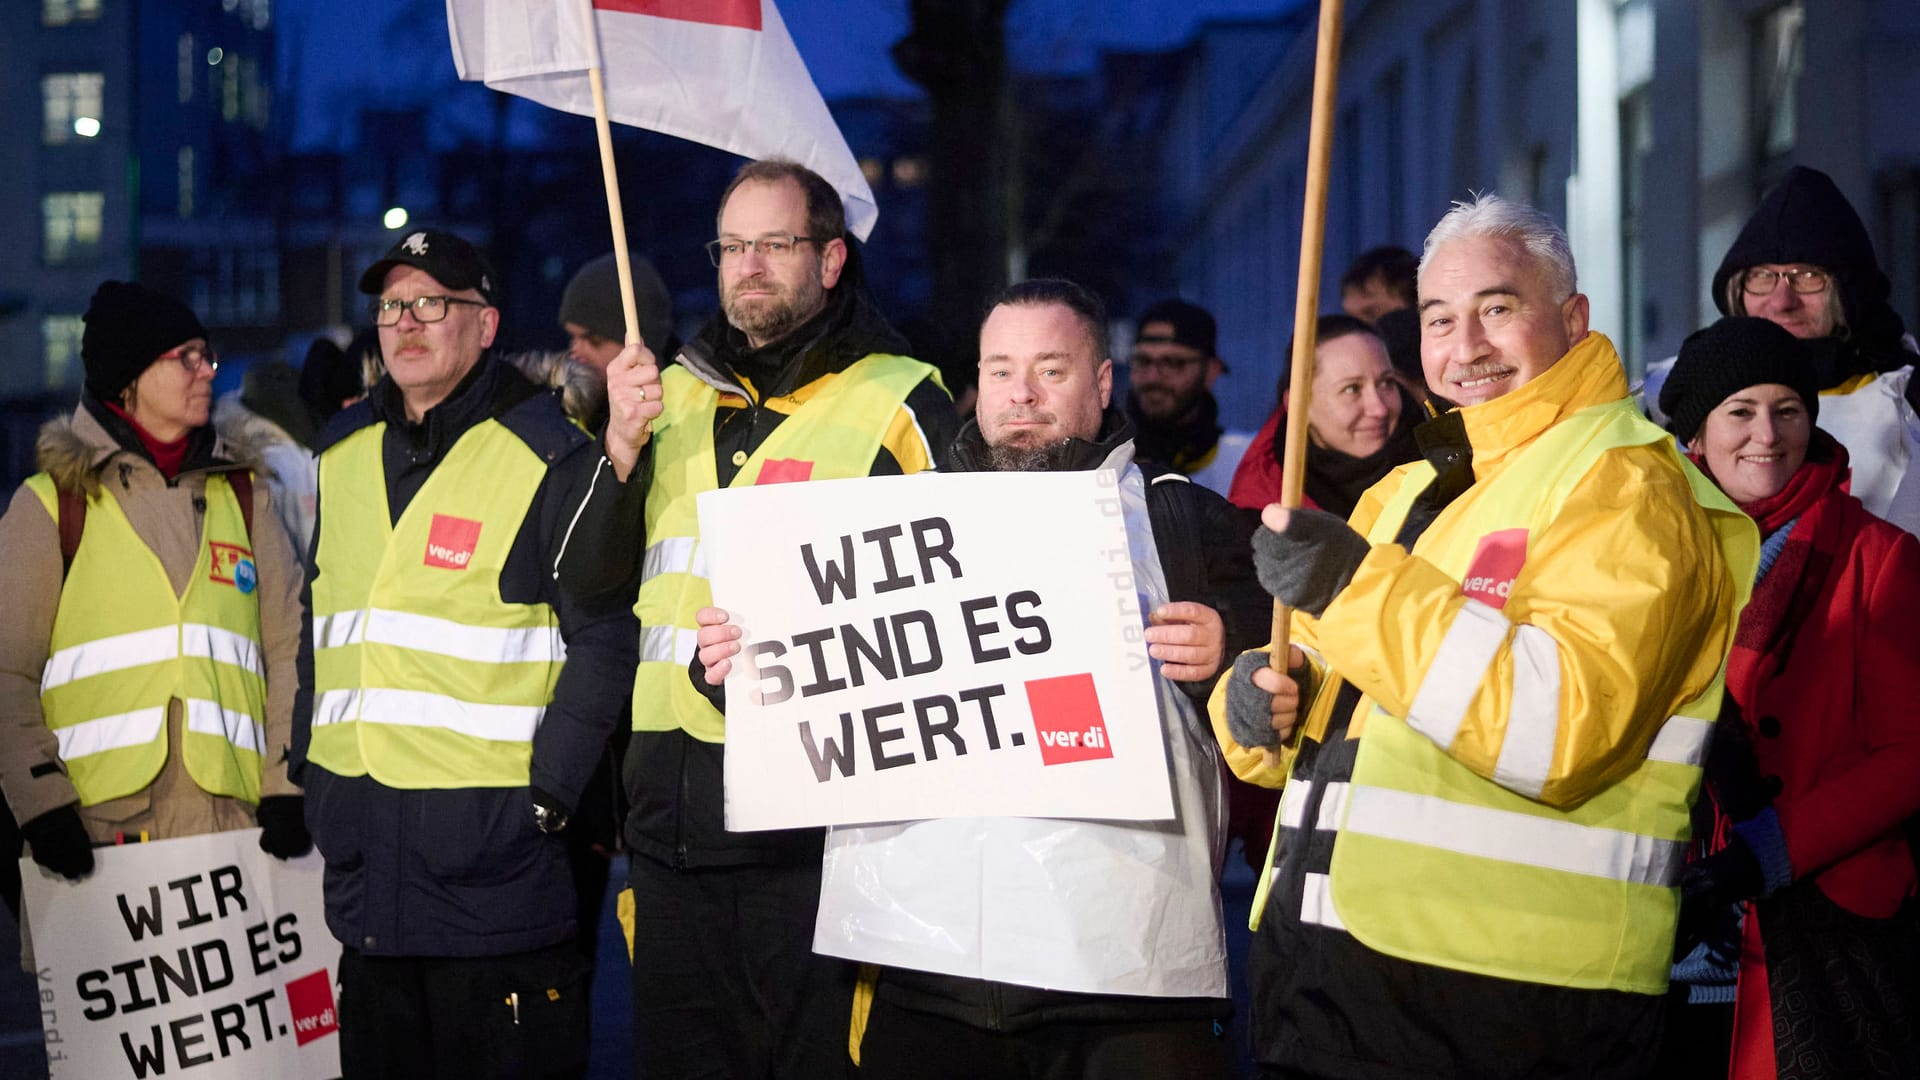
[{"x1": 986, "y1": 439, "x2": 1079, "y2": 472}]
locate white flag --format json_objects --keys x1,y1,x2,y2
[{"x1": 445, "y1": 0, "x2": 878, "y2": 239}]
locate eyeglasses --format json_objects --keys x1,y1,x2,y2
[
  {"x1": 373, "y1": 295, "x2": 489, "y2": 326},
  {"x1": 1741, "y1": 266, "x2": 1830, "y2": 296},
  {"x1": 160, "y1": 344, "x2": 218, "y2": 375},
  {"x1": 705, "y1": 234, "x2": 820, "y2": 267}
]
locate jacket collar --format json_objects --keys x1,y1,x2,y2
[{"x1": 1448, "y1": 332, "x2": 1628, "y2": 478}]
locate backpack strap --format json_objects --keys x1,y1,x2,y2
[
  {"x1": 57, "y1": 488, "x2": 86, "y2": 577},
  {"x1": 56, "y1": 470, "x2": 255, "y2": 578},
  {"x1": 227, "y1": 469, "x2": 255, "y2": 541}
]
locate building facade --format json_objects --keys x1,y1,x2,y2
[{"x1": 1157, "y1": 0, "x2": 1920, "y2": 432}]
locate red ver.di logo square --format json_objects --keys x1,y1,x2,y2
[
  {"x1": 424, "y1": 514, "x2": 483, "y2": 569},
  {"x1": 1024, "y1": 673, "x2": 1116, "y2": 766},
  {"x1": 282, "y1": 968, "x2": 339, "y2": 1046}
]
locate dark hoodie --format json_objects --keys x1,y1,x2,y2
[{"x1": 1712, "y1": 165, "x2": 1911, "y2": 386}]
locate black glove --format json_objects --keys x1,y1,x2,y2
[
  {"x1": 256, "y1": 795, "x2": 312, "y2": 859},
  {"x1": 1251, "y1": 508, "x2": 1372, "y2": 617},
  {"x1": 1680, "y1": 833, "x2": 1765, "y2": 910},
  {"x1": 1675, "y1": 833, "x2": 1763, "y2": 962},
  {"x1": 22, "y1": 804, "x2": 94, "y2": 881}
]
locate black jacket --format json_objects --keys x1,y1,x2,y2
[
  {"x1": 875, "y1": 406, "x2": 1264, "y2": 1032},
  {"x1": 291, "y1": 355, "x2": 640, "y2": 957},
  {"x1": 555, "y1": 251, "x2": 958, "y2": 868}
]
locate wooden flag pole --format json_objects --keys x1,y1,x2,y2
[
  {"x1": 579, "y1": 0, "x2": 643, "y2": 346},
  {"x1": 1266, "y1": 0, "x2": 1346, "y2": 767}
]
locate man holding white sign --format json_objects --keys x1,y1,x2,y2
[{"x1": 696, "y1": 279, "x2": 1263, "y2": 1077}]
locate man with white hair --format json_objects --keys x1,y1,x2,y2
[{"x1": 1211, "y1": 195, "x2": 1758, "y2": 1077}]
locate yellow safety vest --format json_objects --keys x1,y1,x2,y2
[
  {"x1": 28, "y1": 472, "x2": 268, "y2": 805},
  {"x1": 308, "y1": 421, "x2": 564, "y2": 789},
  {"x1": 1320, "y1": 398, "x2": 1758, "y2": 993},
  {"x1": 634, "y1": 355, "x2": 936, "y2": 741}
]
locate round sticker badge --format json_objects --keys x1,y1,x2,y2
[{"x1": 235, "y1": 558, "x2": 258, "y2": 595}]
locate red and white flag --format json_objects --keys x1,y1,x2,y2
[{"x1": 445, "y1": 0, "x2": 878, "y2": 239}]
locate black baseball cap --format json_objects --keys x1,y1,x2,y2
[{"x1": 359, "y1": 229, "x2": 497, "y2": 304}]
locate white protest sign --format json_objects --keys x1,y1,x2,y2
[
  {"x1": 700, "y1": 469, "x2": 1173, "y2": 830},
  {"x1": 22, "y1": 830, "x2": 342, "y2": 1079}
]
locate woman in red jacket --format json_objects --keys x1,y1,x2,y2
[
  {"x1": 1227, "y1": 314, "x2": 1418, "y2": 516},
  {"x1": 1660, "y1": 316, "x2": 1920, "y2": 1079},
  {"x1": 1223, "y1": 315, "x2": 1420, "y2": 870}
]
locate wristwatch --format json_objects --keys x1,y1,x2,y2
[{"x1": 532, "y1": 801, "x2": 569, "y2": 835}]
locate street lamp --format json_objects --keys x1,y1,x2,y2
[
  {"x1": 383, "y1": 207, "x2": 410, "y2": 230},
  {"x1": 73, "y1": 116, "x2": 101, "y2": 138}
]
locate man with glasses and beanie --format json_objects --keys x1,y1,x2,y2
[
  {"x1": 1641, "y1": 165, "x2": 1920, "y2": 536},
  {"x1": 1126, "y1": 299, "x2": 1254, "y2": 496},
  {"x1": 0, "y1": 281, "x2": 306, "y2": 940},
  {"x1": 291, "y1": 230, "x2": 638, "y2": 1078},
  {"x1": 556, "y1": 159, "x2": 957, "y2": 1079}
]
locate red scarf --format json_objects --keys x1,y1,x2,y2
[
  {"x1": 104, "y1": 400, "x2": 189, "y2": 480},
  {"x1": 1707, "y1": 431, "x2": 1857, "y2": 712}
]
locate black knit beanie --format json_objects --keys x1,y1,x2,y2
[
  {"x1": 1661, "y1": 317, "x2": 1821, "y2": 446},
  {"x1": 558, "y1": 253, "x2": 673, "y2": 352},
  {"x1": 81, "y1": 281, "x2": 208, "y2": 402}
]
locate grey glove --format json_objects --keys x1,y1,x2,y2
[
  {"x1": 1226, "y1": 651, "x2": 1280, "y2": 749},
  {"x1": 1251, "y1": 508, "x2": 1372, "y2": 617}
]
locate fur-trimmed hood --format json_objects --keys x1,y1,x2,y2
[
  {"x1": 37, "y1": 398, "x2": 257, "y2": 496},
  {"x1": 503, "y1": 349, "x2": 608, "y2": 431}
]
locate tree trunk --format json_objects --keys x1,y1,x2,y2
[{"x1": 893, "y1": 0, "x2": 1013, "y2": 375}]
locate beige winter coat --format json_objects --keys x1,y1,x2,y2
[{"x1": 0, "y1": 404, "x2": 303, "y2": 844}]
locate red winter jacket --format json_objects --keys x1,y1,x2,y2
[{"x1": 1728, "y1": 486, "x2": 1920, "y2": 1078}]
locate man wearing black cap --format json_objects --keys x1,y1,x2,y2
[
  {"x1": 1127, "y1": 298, "x2": 1254, "y2": 495},
  {"x1": 291, "y1": 230, "x2": 639, "y2": 1077}
]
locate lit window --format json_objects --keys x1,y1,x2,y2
[
  {"x1": 1754, "y1": 1, "x2": 1805, "y2": 163},
  {"x1": 43, "y1": 315, "x2": 86, "y2": 387},
  {"x1": 178, "y1": 147, "x2": 195, "y2": 218},
  {"x1": 179, "y1": 34, "x2": 196, "y2": 102},
  {"x1": 43, "y1": 0, "x2": 103, "y2": 27},
  {"x1": 43, "y1": 73, "x2": 104, "y2": 145},
  {"x1": 43, "y1": 192, "x2": 105, "y2": 265},
  {"x1": 891, "y1": 157, "x2": 927, "y2": 189},
  {"x1": 222, "y1": 57, "x2": 240, "y2": 121}
]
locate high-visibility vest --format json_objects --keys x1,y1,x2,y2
[
  {"x1": 634, "y1": 355, "x2": 936, "y2": 741},
  {"x1": 1319, "y1": 398, "x2": 1758, "y2": 993},
  {"x1": 308, "y1": 420, "x2": 564, "y2": 789},
  {"x1": 28, "y1": 472, "x2": 268, "y2": 806}
]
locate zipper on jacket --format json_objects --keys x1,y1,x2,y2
[
  {"x1": 984, "y1": 980, "x2": 1005, "y2": 1032},
  {"x1": 674, "y1": 733, "x2": 690, "y2": 870}
]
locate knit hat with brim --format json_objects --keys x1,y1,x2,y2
[
  {"x1": 82, "y1": 281, "x2": 207, "y2": 402},
  {"x1": 1661, "y1": 316, "x2": 1821, "y2": 445}
]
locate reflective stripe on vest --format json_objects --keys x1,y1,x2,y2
[
  {"x1": 1313, "y1": 399, "x2": 1757, "y2": 994},
  {"x1": 633, "y1": 355, "x2": 938, "y2": 742},
  {"x1": 26, "y1": 472, "x2": 268, "y2": 806},
  {"x1": 308, "y1": 420, "x2": 562, "y2": 789}
]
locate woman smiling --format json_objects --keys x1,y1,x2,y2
[{"x1": 1659, "y1": 316, "x2": 1920, "y2": 1079}]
